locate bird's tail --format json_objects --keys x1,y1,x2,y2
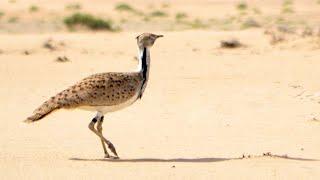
[{"x1": 24, "y1": 98, "x2": 60, "y2": 123}]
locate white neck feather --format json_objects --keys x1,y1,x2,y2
[
  {"x1": 135, "y1": 46, "x2": 150, "y2": 98},
  {"x1": 135, "y1": 46, "x2": 150, "y2": 72}
]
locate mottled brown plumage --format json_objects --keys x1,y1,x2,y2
[{"x1": 25, "y1": 72, "x2": 142, "y2": 122}]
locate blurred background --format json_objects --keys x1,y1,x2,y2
[{"x1": 0, "y1": 0, "x2": 319, "y2": 34}]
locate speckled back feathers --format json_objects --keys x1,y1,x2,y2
[{"x1": 25, "y1": 72, "x2": 143, "y2": 123}]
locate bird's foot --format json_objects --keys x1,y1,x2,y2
[
  {"x1": 107, "y1": 142, "x2": 119, "y2": 157},
  {"x1": 104, "y1": 154, "x2": 119, "y2": 159}
]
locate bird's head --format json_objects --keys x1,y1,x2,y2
[{"x1": 136, "y1": 33, "x2": 163, "y2": 48}]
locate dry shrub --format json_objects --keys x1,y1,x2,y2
[{"x1": 220, "y1": 39, "x2": 243, "y2": 48}]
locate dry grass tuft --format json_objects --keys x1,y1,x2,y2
[
  {"x1": 64, "y1": 13, "x2": 115, "y2": 31},
  {"x1": 55, "y1": 56, "x2": 70, "y2": 62},
  {"x1": 29, "y1": 5, "x2": 39, "y2": 12},
  {"x1": 236, "y1": 1, "x2": 248, "y2": 11},
  {"x1": 220, "y1": 39, "x2": 243, "y2": 48},
  {"x1": 241, "y1": 18, "x2": 261, "y2": 29},
  {"x1": 43, "y1": 39, "x2": 65, "y2": 51},
  {"x1": 150, "y1": 10, "x2": 168, "y2": 17},
  {"x1": 65, "y1": 3, "x2": 82, "y2": 11}
]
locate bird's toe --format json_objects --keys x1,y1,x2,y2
[{"x1": 105, "y1": 155, "x2": 119, "y2": 160}]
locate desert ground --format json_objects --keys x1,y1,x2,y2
[{"x1": 1, "y1": 0, "x2": 320, "y2": 179}]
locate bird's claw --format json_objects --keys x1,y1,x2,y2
[
  {"x1": 104, "y1": 154, "x2": 119, "y2": 159},
  {"x1": 107, "y1": 143, "x2": 118, "y2": 157}
]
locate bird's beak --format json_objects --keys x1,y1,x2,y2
[{"x1": 156, "y1": 35, "x2": 164, "y2": 38}]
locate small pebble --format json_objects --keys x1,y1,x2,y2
[
  {"x1": 23, "y1": 50, "x2": 30, "y2": 55},
  {"x1": 55, "y1": 56, "x2": 70, "y2": 62}
]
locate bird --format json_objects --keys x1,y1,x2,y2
[{"x1": 24, "y1": 33, "x2": 163, "y2": 159}]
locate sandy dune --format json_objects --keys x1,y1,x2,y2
[{"x1": 0, "y1": 30, "x2": 320, "y2": 179}]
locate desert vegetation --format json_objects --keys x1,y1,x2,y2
[
  {"x1": 114, "y1": 2, "x2": 143, "y2": 16},
  {"x1": 8, "y1": 16, "x2": 18, "y2": 23},
  {"x1": 175, "y1": 12, "x2": 188, "y2": 21},
  {"x1": 149, "y1": 10, "x2": 168, "y2": 17},
  {"x1": 236, "y1": 1, "x2": 248, "y2": 11},
  {"x1": 64, "y1": 13, "x2": 115, "y2": 31},
  {"x1": 65, "y1": 3, "x2": 82, "y2": 11},
  {"x1": 0, "y1": 1, "x2": 319, "y2": 33},
  {"x1": 220, "y1": 38, "x2": 243, "y2": 48},
  {"x1": 29, "y1": 5, "x2": 39, "y2": 12},
  {"x1": 282, "y1": 0, "x2": 295, "y2": 14},
  {"x1": 115, "y1": 2, "x2": 135, "y2": 12}
]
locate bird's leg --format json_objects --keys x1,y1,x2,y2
[
  {"x1": 88, "y1": 113, "x2": 119, "y2": 159},
  {"x1": 97, "y1": 116, "x2": 119, "y2": 159},
  {"x1": 96, "y1": 116, "x2": 110, "y2": 158}
]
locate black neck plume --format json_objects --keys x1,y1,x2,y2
[
  {"x1": 141, "y1": 47, "x2": 148, "y2": 80},
  {"x1": 139, "y1": 47, "x2": 148, "y2": 98}
]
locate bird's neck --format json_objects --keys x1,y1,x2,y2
[
  {"x1": 137, "y1": 46, "x2": 150, "y2": 98},
  {"x1": 137, "y1": 46, "x2": 150, "y2": 72}
]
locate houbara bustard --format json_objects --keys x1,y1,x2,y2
[{"x1": 24, "y1": 33, "x2": 163, "y2": 159}]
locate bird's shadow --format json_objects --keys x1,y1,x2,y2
[
  {"x1": 69, "y1": 155, "x2": 318, "y2": 163},
  {"x1": 69, "y1": 157, "x2": 234, "y2": 163}
]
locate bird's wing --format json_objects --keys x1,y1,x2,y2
[{"x1": 53, "y1": 72, "x2": 140, "y2": 108}]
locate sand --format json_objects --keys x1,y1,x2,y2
[
  {"x1": 1, "y1": 0, "x2": 320, "y2": 179},
  {"x1": 0, "y1": 30, "x2": 319, "y2": 179}
]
